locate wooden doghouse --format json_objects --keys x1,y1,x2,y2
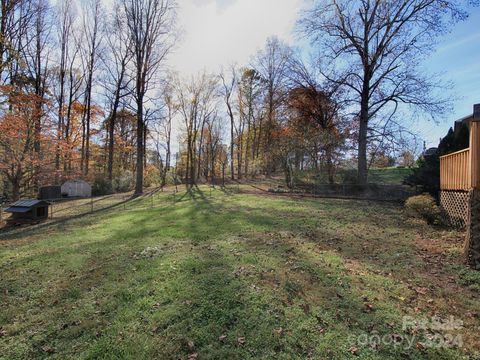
[{"x1": 5, "y1": 199, "x2": 50, "y2": 225}]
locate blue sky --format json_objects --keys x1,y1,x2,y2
[
  {"x1": 169, "y1": 0, "x2": 479, "y2": 149},
  {"x1": 418, "y1": 8, "x2": 480, "y2": 147}
]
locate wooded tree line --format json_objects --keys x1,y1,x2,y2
[{"x1": 0, "y1": 0, "x2": 475, "y2": 200}]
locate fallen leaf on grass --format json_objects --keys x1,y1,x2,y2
[
  {"x1": 188, "y1": 353, "x2": 198, "y2": 360},
  {"x1": 364, "y1": 304, "x2": 374, "y2": 313},
  {"x1": 218, "y1": 334, "x2": 227, "y2": 343},
  {"x1": 415, "y1": 287, "x2": 428, "y2": 295},
  {"x1": 41, "y1": 346, "x2": 55, "y2": 354},
  {"x1": 300, "y1": 303, "x2": 311, "y2": 314},
  {"x1": 273, "y1": 327, "x2": 284, "y2": 335},
  {"x1": 237, "y1": 337, "x2": 246, "y2": 346},
  {"x1": 348, "y1": 346, "x2": 358, "y2": 355},
  {"x1": 416, "y1": 342, "x2": 425, "y2": 349},
  {"x1": 187, "y1": 341, "x2": 195, "y2": 351}
]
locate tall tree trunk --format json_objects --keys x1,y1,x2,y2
[
  {"x1": 107, "y1": 108, "x2": 117, "y2": 181},
  {"x1": 56, "y1": 75, "x2": 65, "y2": 185},
  {"x1": 358, "y1": 77, "x2": 370, "y2": 186},
  {"x1": 237, "y1": 136, "x2": 242, "y2": 180},
  {"x1": 135, "y1": 97, "x2": 144, "y2": 195},
  {"x1": 85, "y1": 87, "x2": 92, "y2": 175},
  {"x1": 229, "y1": 113, "x2": 235, "y2": 180},
  {"x1": 12, "y1": 179, "x2": 20, "y2": 202},
  {"x1": 143, "y1": 123, "x2": 147, "y2": 169},
  {"x1": 326, "y1": 146, "x2": 335, "y2": 184}
]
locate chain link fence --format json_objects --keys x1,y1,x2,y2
[{"x1": 0, "y1": 187, "x2": 188, "y2": 230}]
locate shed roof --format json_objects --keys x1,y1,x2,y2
[
  {"x1": 5, "y1": 199, "x2": 49, "y2": 213},
  {"x1": 6, "y1": 206, "x2": 31, "y2": 213},
  {"x1": 11, "y1": 199, "x2": 48, "y2": 207},
  {"x1": 62, "y1": 179, "x2": 90, "y2": 185}
]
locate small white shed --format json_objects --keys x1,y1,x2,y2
[{"x1": 61, "y1": 180, "x2": 92, "y2": 198}]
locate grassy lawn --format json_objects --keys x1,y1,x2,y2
[
  {"x1": 292, "y1": 167, "x2": 414, "y2": 186},
  {"x1": 0, "y1": 186, "x2": 479, "y2": 359},
  {"x1": 367, "y1": 168, "x2": 414, "y2": 185}
]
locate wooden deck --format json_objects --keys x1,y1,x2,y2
[{"x1": 440, "y1": 120, "x2": 480, "y2": 191}]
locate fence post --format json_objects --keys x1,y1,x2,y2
[
  {"x1": 464, "y1": 189, "x2": 480, "y2": 269},
  {"x1": 91, "y1": 198, "x2": 93, "y2": 213},
  {"x1": 470, "y1": 120, "x2": 480, "y2": 189},
  {"x1": 50, "y1": 202, "x2": 54, "y2": 219}
]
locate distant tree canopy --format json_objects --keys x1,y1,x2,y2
[{"x1": 0, "y1": 0, "x2": 477, "y2": 201}]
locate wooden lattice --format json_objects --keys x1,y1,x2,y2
[{"x1": 440, "y1": 190, "x2": 471, "y2": 228}]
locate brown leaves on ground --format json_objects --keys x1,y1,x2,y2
[
  {"x1": 187, "y1": 341, "x2": 197, "y2": 359},
  {"x1": 273, "y1": 327, "x2": 284, "y2": 335},
  {"x1": 347, "y1": 346, "x2": 358, "y2": 355},
  {"x1": 41, "y1": 346, "x2": 55, "y2": 354}
]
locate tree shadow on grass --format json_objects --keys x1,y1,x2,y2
[{"x1": 0, "y1": 191, "x2": 477, "y2": 359}]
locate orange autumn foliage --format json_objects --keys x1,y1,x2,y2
[{"x1": 0, "y1": 86, "x2": 59, "y2": 199}]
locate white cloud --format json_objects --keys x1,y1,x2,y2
[
  {"x1": 436, "y1": 32, "x2": 480, "y2": 53},
  {"x1": 168, "y1": 0, "x2": 304, "y2": 75}
]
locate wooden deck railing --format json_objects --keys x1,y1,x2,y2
[
  {"x1": 440, "y1": 120, "x2": 480, "y2": 191},
  {"x1": 440, "y1": 148, "x2": 471, "y2": 190}
]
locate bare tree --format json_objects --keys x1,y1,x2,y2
[
  {"x1": 237, "y1": 68, "x2": 263, "y2": 177},
  {"x1": 175, "y1": 73, "x2": 218, "y2": 189},
  {"x1": 299, "y1": 0, "x2": 475, "y2": 185},
  {"x1": 54, "y1": 0, "x2": 76, "y2": 183},
  {"x1": 0, "y1": 0, "x2": 34, "y2": 84},
  {"x1": 219, "y1": 65, "x2": 237, "y2": 180},
  {"x1": 79, "y1": 0, "x2": 102, "y2": 175},
  {"x1": 122, "y1": 0, "x2": 177, "y2": 195},
  {"x1": 102, "y1": 1, "x2": 133, "y2": 181},
  {"x1": 153, "y1": 77, "x2": 177, "y2": 187},
  {"x1": 253, "y1": 36, "x2": 291, "y2": 174},
  {"x1": 22, "y1": 0, "x2": 51, "y2": 187}
]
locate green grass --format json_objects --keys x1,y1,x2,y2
[
  {"x1": 0, "y1": 186, "x2": 478, "y2": 359},
  {"x1": 367, "y1": 168, "x2": 414, "y2": 185}
]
